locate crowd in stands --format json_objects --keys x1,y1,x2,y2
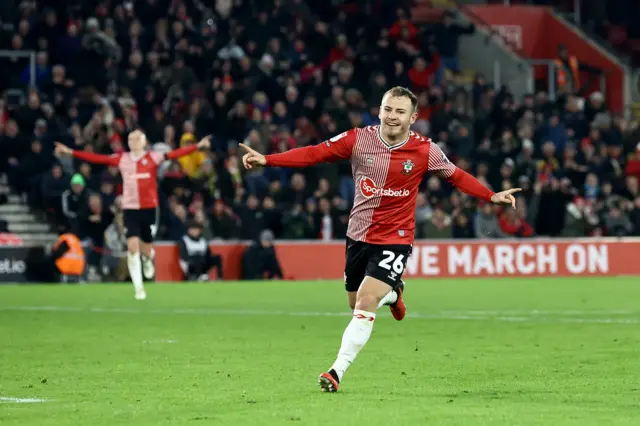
[{"x1": 1, "y1": 0, "x2": 640, "y2": 273}]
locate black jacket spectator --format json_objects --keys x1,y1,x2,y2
[
  {"x1": 242, "y1": 230, "x2": 284, "y2": 280},
  {"x1": 61, "y1": 174, "x2": 88, "y2": 232}
]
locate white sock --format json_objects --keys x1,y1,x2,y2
[
  {"x1": 377, "y1": 290, "x2": 398, "y2": 309},
  {"x1": 127, "y1": 252, "x2": 144, "y2": 293},
  {"x1": 330, "y1": 309, "x2": 376, "y2": 382}
]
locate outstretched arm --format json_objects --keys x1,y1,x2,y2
[
  {"x1": 264, "y1": 143, "x2": 347, "y2": 168},
  {"x1": 428, "y1": 141, "x2": 520, "y2": 208},
  {"x1": 165, "y1": 136, "x2": 211, "y2": 160},
  {"x1": 55, "y1": 142, "x2": 120, "y2": 166},
  {"x1": 166, "y1": 144, "x2": 198, "y2": 160},
  {"x1": 55, "y1": 143, "x2": 122, "y2": 166},
  {"x1": 73, "y1": 151, "x2": 121, "y2": 166},
  {"x1": 240, "y1": 130, "x2": 355, "y2": 169},
  {"x1": 446, "y1": 168, "x2": 495, "y2": 202}
]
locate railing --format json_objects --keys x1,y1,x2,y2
[
  {"x1": 0, "y1": 49, "x2": 37, "y2": 88},
  {"x1": 490, "y1": 58, "x2": 606, "y2": 99},
  {"x1": 456, "y1": 0, "x2": 521, "y2": 56}
]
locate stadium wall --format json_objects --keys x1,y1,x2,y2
[
  {"x1": 465, "y1": 5, "x2": 627, "y2": 112},
  {"x1": 153, "y1": 238, "x2": 640, "y2": 281}
]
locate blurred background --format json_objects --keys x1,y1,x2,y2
[{"x1": 1, "y1": 0, "x2": 639, "y2": 283}]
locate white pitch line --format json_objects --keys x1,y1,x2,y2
[
  {"x1": 1, "y1": 306, "x2": 639, "y2": 324},
  {"x1": 441, "y1": 309, "x2": 636, "y2": 316},
  {"x1": 0, "y1": 397, "x2": 48, "y2": 404}
]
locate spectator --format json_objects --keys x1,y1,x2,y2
[
  {"x1": 167, "y1": 203, "x2": 188, "y2": 241},
  {"x1": 605, "y1": 204, "x2": 633, "y2": 236},
  {"x1": 177, "y1": 121, "x2": 207, "y2": 179},
  {"x1": 206, "y1": 200, "x2": 235, "y2": 240},
  {"x1": 21, "y1": 51, "x2": 50, "y2": 84},
  {"x1": 179, "y1": 221, "x2": 223, "y2": 281},
  {"x1": 474, "y1": 202, "x2": 504, "y2": 238},
  {"x1": 554, "y1": 44, "x2": 603, "y2": 96},
  {"x1": 498, "y1": 204, "x2": 534, "y2": 238},
  {"x1": 422, "y1": 207, "x2": 452, "y2": 239},
  {"x1": 8, "y1": 139, "x2": 52, "y2": 196},
  {"x1": 79, "y1": 193, "x2": 112, "y2": 272},
  {"x1": 282, "y1": 203, "x2": 312, "y2": 239},
  {"x1": 102, "y1": 212, "x2": 128, "y2": 282},
  {"x1": 61, "y1": 173, "x2": 88, "y2": 232},
  {"x1": 241, "y1": 229, "x2": 284, "y2": 280},
  {"x1": 237, "y1": 194, "x2": 264, "y2": 240},
  {"x1": 536, "y1": 178, "x2": 572, "y2": 236},
  {"x1": 562, "y1": 196, "x2": 599, "y2": 237},
  {"x1": 407, "y1": 55, "x2": 440, "y2": 92},
  {"x1": 624, "y1": 143, "x2": 640, "y2": 181},
  {"x1": 40, "y1": 163, "x2": 68, "y2": 217},
  {"x1": 452, "y1": 214, "x2": 473, "y2": 239}
]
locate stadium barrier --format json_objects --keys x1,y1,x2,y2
[
  {"x1": 154, "y1": 238, "x2": 640, "y2": 281},
  {"x1": 0, "y1": 246, "x2": 44, "y2": 283}
]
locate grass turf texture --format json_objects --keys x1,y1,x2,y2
[{"x1": 1, "y1": 278, "x2": 639, "y2": 426}]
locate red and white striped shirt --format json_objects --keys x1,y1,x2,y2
[
  {"x1": 72, "y1": 145, "x2": 198, "y2": 210},
  {"x1": 265, "y1": 126, "x2": 494, "y2": 245}
]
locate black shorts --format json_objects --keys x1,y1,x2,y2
[
  {"x1": 344, "y1": 237, "x2": 412, "y2": 292},
  {"x1": 123, "y1": 208, "x2": 159, "y2": 243}
]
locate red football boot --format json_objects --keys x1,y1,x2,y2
[
  {"x1": 389, "y1": 281, "x2": 406, "y2": 321},
  {"x1": 318, "y1": 370, "x2": 340, "y2": 393}
]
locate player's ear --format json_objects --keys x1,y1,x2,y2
[{"x1": 410, "y1": 111, "x2": 418, "y2": 125}]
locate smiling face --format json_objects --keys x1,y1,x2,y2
[
  {"x1": 378, "y1": 90, "x2": 417, "y2": 143},
  {"x1": 128, "y1": 130, "x2": 147, "y2": 154}
]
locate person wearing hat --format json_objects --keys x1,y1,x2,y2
[
  {"x1": 178, "y1": 220, "x2": 223, "y2": 281},
  {"x1": 241, "y1": 229, "x2": 284, "y2": 280},
  {"x1": 61, "y1": 173, "x2": 87, "y2": 233}
]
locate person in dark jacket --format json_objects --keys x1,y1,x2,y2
[
  {"x1": 210, "y1": 200, "x2": 239, "y2": 239},
  {"x1": 61, "y1": 173, "x2": 87, "y2": 233},
  {"x1": 241, "y1": 229, "x2": 283, "y2": 280},
  {"x1": 8, "y1": 140, "x2": 52, "y2": 196},
  {"x1": 39, "y1": 162, "x2": 69, "y2": 219},
  {"x1": 78, "y1": 193, "x2": 112, "y2": 269},
  {"x1": 179, "y1": 221, "x2": 223, "y2": 281},
  {"x1": 237, "y1": 194, "x2": 264, "y2": 240}
]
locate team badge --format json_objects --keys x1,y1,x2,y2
[
  {"x1": 366, "y1": 156, "x2": 374, "y2": 165},
  {"x1": 402, "y1": 159, "x2": 415, "y2": 175}
]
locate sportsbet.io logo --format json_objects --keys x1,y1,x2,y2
[{"x1": 359, "y1": 176, "x2": 410, "y2": 199}]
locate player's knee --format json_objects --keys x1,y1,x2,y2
[
  {"x1": 127, "y1": 238, "x2": 140, "y2": 254},
  {"x1": 354, "y1": 293, "x2": 379, "y2": 312}
]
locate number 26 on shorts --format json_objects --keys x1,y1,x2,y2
[{"x1": 378, "y1": 250, "x2": 405, "y2": 274}]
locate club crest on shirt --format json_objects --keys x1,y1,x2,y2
[
  {"x1": 366, "y1": 156, "x2": 374, "y2": 165},
  {"x1": 401, "y1": 159, "x2": 415, "y2": 175}
]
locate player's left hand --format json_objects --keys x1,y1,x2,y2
[
  {"x1": 197, "y1": 136, "x2": 211, "y2": 150},
  {"x1": 491, "y1": 188, "x2": 522, "y2": 209}
]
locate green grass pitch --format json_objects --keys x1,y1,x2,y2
[{"x1": 1, "y1": 277, "x2": 639, "y2": 426}]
